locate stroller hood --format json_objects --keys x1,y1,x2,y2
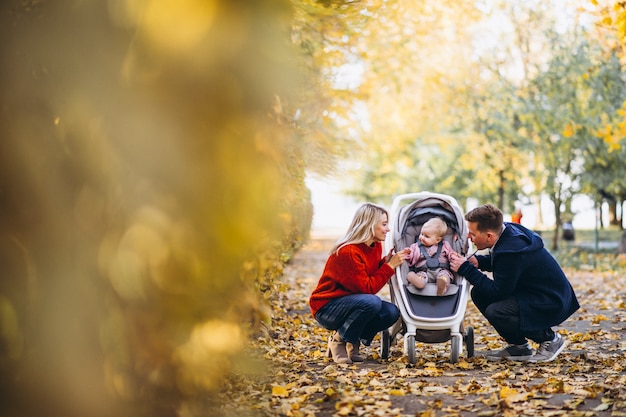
[{"x1": 387, "y1": 192, "x2": 468, "y2": 256}]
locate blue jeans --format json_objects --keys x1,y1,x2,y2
[
  {"x1": 471, "y1": 288, "x2": 554, "y2": 345},
  {"x1": 314, "y1": 294, "x2": 400, "y2": 345}
]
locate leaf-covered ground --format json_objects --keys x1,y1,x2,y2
[{"x1": 222, "y1": 237, "x2": 626, "y2": 417}]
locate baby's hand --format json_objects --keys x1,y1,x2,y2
[{"x1": 449, "y1": 252, "x2": 466, "y2": 272}]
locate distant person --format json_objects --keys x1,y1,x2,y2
[
  {"x1": 309, "y1": 203, "x2": 410, "y2": 364},
  {"x1": 406, "y1": 217, "x2": 456, "y2": 296},
  {"x1": 449, "y1": 204, "x2": 579, "y2": 362},
  {"x1": 511, "y1": 209, "x2": 523, "y2": 224},
  {"x1": 562, "y1": 221, "x2": 575, "y2": 241}
]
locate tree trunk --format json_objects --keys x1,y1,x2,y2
[
  {"x1": 609, "y1": 200, "x2": 620, "y2": 226},
  {"x1": 599, "y1": 201, "x2": 605, "y2": 229},
  {"x1": 533, "y1": 195, "x2": 544, "y2": 229},
  {"x1": 498, "y1": 169, "x2": 505, "y2": 210},
  {"x1": 619, "y1": 230, "x2": 626, "y2": 254},
  {"x1": 552, "y1": 197, "x2": 561, "y2": 251}
]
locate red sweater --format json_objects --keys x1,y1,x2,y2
[{"x1": 309, "y1": 242, "x2": 395, "y2": 317}]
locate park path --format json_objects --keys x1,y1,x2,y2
[{"x1": 252, "y1": 234, "x2": 626, "y2": 417}]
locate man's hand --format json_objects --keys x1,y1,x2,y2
[{"x1": 449, "y1": 252, "x2": 468, "y2": 273}]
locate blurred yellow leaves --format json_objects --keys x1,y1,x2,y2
[
  {"x1": 110, "y1": 0, "x2": 217, "y2": 52},
  {"x1": 596, "y1": 123, "x2": 624, "y2": 153},
  {"x1": 562, "y1": 123, "x2": 575, "y2": 138},
  {"x1": 272, "y1": 384, "x2": 290, "y2": 397},
  {"x1": 103, "y1": 207, "x2": 168, "y2": 301},
  {"x1": 0, "y1": 0, "x2": 312, "y2": 414},
  {"x1": 143, "y1": 0, "x2": 216, "y2": 51},
  {"x1": 498, "y1": 386, "x2": 530, "y2": 403},
  {"x1": 388, "y1": 388, "x2": 406, "y2": 396},
  {"x1": 593, "y1": 100, "x2": 626, "y2": 152},
  {"x1": 0, "y1": 296, "x2": 23, "y2": 362},
  {"x1": 591, "y1": 314, "x2": 610, "y2": 324},
  {"x1": 597, "y1": 1, "x2": 626, "y2": 46},
  {"x1": 569, "y1": 332, "x2": 593, "y2": 342},
  {"x1": 174, "y1": 319, "x2": 244, "y2": 392}
]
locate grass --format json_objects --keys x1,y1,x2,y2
[{"x1": 536, "y1": 226, "x2": 626, "y2": 271}]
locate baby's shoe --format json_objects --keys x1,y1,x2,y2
[{"x1": 436, "y1": 275, "x2": 449, "y2": 296}]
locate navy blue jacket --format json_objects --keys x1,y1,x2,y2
[{"x1": 458, "y1": 222, "x2": 579, "y2": 332}]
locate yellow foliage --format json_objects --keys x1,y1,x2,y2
[
  {"x1": 563, "y1": 123, "x2": 575, "y2": 138},
  {"x1": 173, "y1": 320, "x2": 245, "y2": 392},
  {"x1": 0, "y1": 0, "x2": 312, "y2": 415},
  {"x1": 594, "y1": 99, "x2": 626, "y2": 152},
  {"x1": 142, "y1": 0, "x2": 217, "y2": 52}
]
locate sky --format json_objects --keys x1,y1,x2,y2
[{"x1": 306, "y1": 175, "x2": 607, "y2": 239}]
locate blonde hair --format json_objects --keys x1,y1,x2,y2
[
  {"x1": 331, "y1": 203, "x2": 388, "y2": 254},
  {"x1": 422, "y1": 217, "x2": 448, "y2": 238}
]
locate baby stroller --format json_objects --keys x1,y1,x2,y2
[{"x1": 380, "y1": 192, "x2": 474, "y2": 364}]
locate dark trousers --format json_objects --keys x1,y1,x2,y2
[
  {"x1": 314, "y1": 294, "x2": 400, "y2": 346},
  {"x1": 471, "y1": 288, "x2": 554, "y2": 345}
]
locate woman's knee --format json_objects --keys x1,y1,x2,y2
[
  {"x1": 380, "y1": 301, "x2": 400, "y2": 323},
  {"x1": 356, "y1": 294, "x2": 382, "y2": 312}
]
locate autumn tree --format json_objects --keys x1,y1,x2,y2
[
  {"x1": 585, "y1": 1, "x2": 626, "y2": 234},
  {"x1": 437, "y1": 1, "x2": 589, "y2": 221},
  {"x1": 337, "y1": 0, "x2": 482, "y2": 202},
  {"x1": 290, "y1": 0, "x2": 383, "y2": 177},
  {"x1": 577, "y1": 47, "x2": 626, "y2": 230},
  {"x1": 518, "y1": 30, "x2": 610, "y2": 248}
]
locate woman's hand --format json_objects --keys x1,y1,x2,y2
[
  {"x1": 385, "y1": 247, "x2": 395, "y2": 263},
  {"x1": 386, "y1": 248, "x2": 410, "y2": 269}
]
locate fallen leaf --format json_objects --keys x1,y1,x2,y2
[{"x1": 272, "y1": 385, "x2": 289, "y2": 397}]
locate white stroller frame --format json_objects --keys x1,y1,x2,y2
[{"x1": 380, "y1": 192, "x2": 473, "y2": 364}]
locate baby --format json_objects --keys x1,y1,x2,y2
[{"x1": 406, "y1": 217, "x2": 455, "y2": 296}]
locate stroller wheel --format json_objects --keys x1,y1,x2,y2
[
  {"x1": 406, "y1": 335, "x2": 416, "y2": 364},
  {"x1": 451, "y1": 334, "x2": 461, "y2": 363},
  {"x1": 380, "y1": 329, "x2": 391, "y2": 359},
  {"x1": 465, "y1": 326, "x2": 475, "y2": 358}
]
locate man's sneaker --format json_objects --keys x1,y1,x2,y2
[
  {"x1": 531, "y1": 333, "x2": 565, "y2": 363},
  {"x1": 485, "y1": 343, "x2": 533, "y2": 361}
]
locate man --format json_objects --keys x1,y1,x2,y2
[{"x1": 449, "y1": 204, "x2": 579, "y2": 362}]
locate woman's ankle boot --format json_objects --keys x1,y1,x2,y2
[
  {"x1": 326, "y1": 332, "x2": 352, "y2": 364},
  {"x1": 347, "y1": 342, "x2": 364, "y2": 362}
]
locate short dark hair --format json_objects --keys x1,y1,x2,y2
[{"x1": 465, "y1": 204, "x2": 503, "y2": 233}]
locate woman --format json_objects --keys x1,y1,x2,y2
[{"x1": 309, "y1": 203, "x2": 410, "y2": 364}]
